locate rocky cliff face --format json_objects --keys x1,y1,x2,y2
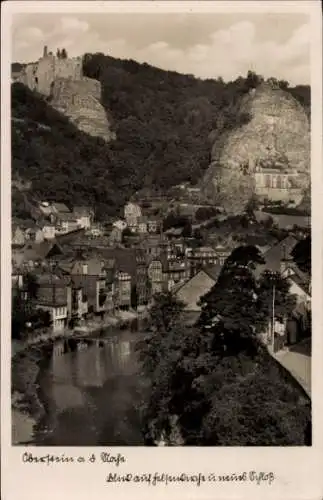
[
  {"x1": 50, "y1": 77, "x2": 115, "y2": 142},
  {"x1": 201, "y1": 83, "x2": 310, "y2": 214}
]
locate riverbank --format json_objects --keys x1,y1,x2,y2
[
  {"x1": 11, "y1": 312, "x2": 148, "y2": 445},
  {"x1": 11, "y1": 346, "x2": 46, "y2": 444}
]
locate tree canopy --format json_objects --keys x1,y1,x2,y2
[{"x1": 137, "y1": 246, "x2": 309, "y2": 446}]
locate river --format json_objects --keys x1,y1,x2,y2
[{"x1": 31, "y1": 330, "x2": 147, "y2": 446}]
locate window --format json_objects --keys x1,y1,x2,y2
[
  {"x1": 150, "y1": 261, "x2": 162, "y2": 281},
  {"x1": 265, "y1": 174, "x2": 271, "y2": 188},
  {"x1": 82, "y1": 264, "x2": 88, "y2": 275}
]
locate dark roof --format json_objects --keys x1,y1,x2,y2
[
  {"x1": 22, "y1": 240, "x2": 64, "y2": 262},
  {"x1": 73, "y1": 206, "x2": 93, "y2": 216},
  {"x1": 284, "y1": 262, "x2": 311, "y2": 295},
  {"x1": 12, "y1": 219, "x2": 37, "y2": 230},
  {"x1": 96, "y1": 248, "x2": 145, "y2": 279},
  {"x1": 57, "y1": 213, "x2": 79, "y2": 222},
  {"x1": 52, "y1": 202, "x2": 70, "y2": 213},
  {"x1": 203, "y1": 262, "x2": 223, "y2": 281},
  {"x1": 57, "y1": 260, "x2": 75, "y2": 273},
  {"x1": 34, "y1": 271, "x2": 70, "y2": 287},
  {"x1": 290, "y1": 274, "x2": 310, "y2": 294},
  {"x1": 255, "y1": 235, "x2": 298, "y2": 276},
  {"x1": 55, "y1": 228, "x2": 86, "y2": 244}
]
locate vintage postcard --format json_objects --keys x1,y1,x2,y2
[{"x1": 1, "y1": 1, "x2": 323, "y2": 499}]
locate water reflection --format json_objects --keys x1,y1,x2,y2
[{"x1": 35, "y1": 332, "x2": 145, "y2": 446}]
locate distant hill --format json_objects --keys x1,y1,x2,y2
[{"x1": 11, "y1": 55, "x2": 310, "y2": 220}]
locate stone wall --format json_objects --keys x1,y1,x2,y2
[{"x1": 19, "y1": 54, "x2": 83, "y2": 97}]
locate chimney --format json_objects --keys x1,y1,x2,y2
[{"x1": 43, "y1": 45, "x2": 48, "y2": 58}]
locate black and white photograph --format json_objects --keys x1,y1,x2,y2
[{"x1": 8, "y1": 5, "x2": 314, "y2": 451}]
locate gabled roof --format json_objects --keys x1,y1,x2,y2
[
  {"x1": 283, "y1": 262, "x2": 311, "y2": 295},
  {"x1": 97, "y1": 248, "x2": 145, "y2": 280},
  {"x1": 255, "y1": 235, "x2": 298, "y2": 276},
  {"x1": 22, "y1": 240, "x2": 64, "y2": 262},
  {"x1": 290, "y1": 273, "x2": 311, "y2": 295},
  {"x1": 55, "y1": 228, "x2": 86, "y2": 244},
  {"x1": 174, "y1": 265, "x2": 221, "y2": 311}
]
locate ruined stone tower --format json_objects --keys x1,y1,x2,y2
[
  {"x1": 18, "y1": 46, "x2": 83, "y2": 96},
  {"x1": 15, "y1": 46, "x2": 115, "y2": 142}
]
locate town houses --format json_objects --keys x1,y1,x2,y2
[{"x1": 11, "y1": 193, "x2": 311, "y2": 355}]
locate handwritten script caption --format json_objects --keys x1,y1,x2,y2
[
  {"x1": 106, "y1": 472, "x2": 275, "y2": 486},
  {"x1": 22, "y1": 453, "x2": 275, "y2": 486}
]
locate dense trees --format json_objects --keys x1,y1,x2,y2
[
  {"x1": 291, "y1": 236, "x2": 311, "y2": 274},
  {"x1": 12, "y1": 83, "x2": 125, "y2": 220},
  {"x1": 137, "y1": 246, "x2": 310, "y2": 445}
]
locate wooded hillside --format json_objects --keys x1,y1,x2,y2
[{"x1": 11, "y1": 54, "x2": 310, "y2": 220}]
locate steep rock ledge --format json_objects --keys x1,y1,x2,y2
[
  {"x1": 50, "y1": 77, "x2": 115, "y2": 142},
  {"x1": 202, "y1": 83, "x2": 310, "y2": 214}
]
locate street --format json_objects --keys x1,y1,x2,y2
[{"x1": 275, "y1": 339, "x2": 311, "y2": 397}]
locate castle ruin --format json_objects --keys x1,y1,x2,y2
[
  {"x1": 15, "y1": 46, "x2": 115, "y2": 142},
  {"x1": 18, "y1": 46, "x2": 83, "y2": 96}
]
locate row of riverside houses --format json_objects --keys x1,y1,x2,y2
[
  {"x1": 174, "y1": 234, "x2": 311, "y2": 351},
  {"x1": 11, "y1": 230, "x2": 232, "y2": 337},
  {"x1": 12, "y1": 243, "x2": 147, "y2": 333}
]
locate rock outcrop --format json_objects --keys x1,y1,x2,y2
[
  {"x1": 201, "y1": 83, "x2": 310, "y2": 214},
  {"x1": 16, "y1": 47, "x2": 115, "y2": 142},
  {"x1": 50, "y1": 77, "x2": 115, "y2": 142}
]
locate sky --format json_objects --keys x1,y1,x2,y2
[{"x1": 12, "y1": 13, "x2": 310, "y2": 85}]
